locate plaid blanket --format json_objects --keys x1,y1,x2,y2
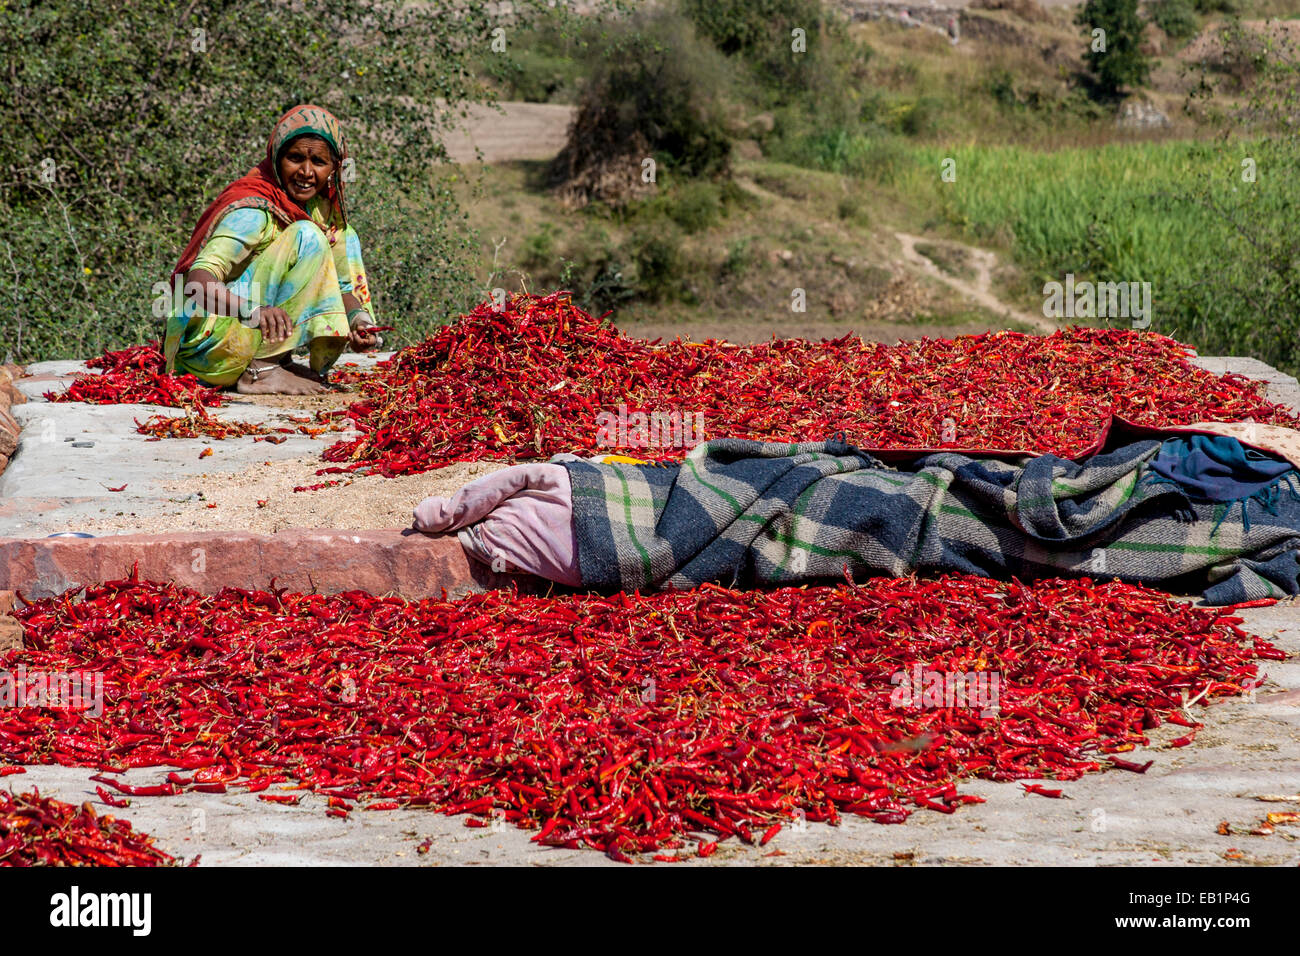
[{"x1": 560, "y1": 438, "x2": 1300, "y2": 605}]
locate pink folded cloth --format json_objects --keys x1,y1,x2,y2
[{"x1": 411, "y1": 463, "x2": 581, "y2": 586}]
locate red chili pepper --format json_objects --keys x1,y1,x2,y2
[
  {"x1": 1107, "y1": 757, "x2": 1154, "y2": 774},
  {"x1": 46, "y1": 342, "x2": 224, "y2": 409},
  {"x1": 1021, "y1": 783, "x2": 1065, "y2": 798},
  {"x1": 89, "y1": 775, "x2": 180, "y2": 797},
  {"x1": 302, "y1": 292, "x2": 1300, "y2": 477},
  {"x1": 1223, "y1": 598, "x2": 1278, "y2": 610},
  {"x1": 258, "y1": 793, "x2": 302, "y2": 806}
]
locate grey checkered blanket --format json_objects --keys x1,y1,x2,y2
[{"x1": 560, "y1": 438, "x2": 1300, "y2": 605}]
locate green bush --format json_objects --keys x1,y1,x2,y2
[
  {"x1": 494, "y1": 49, "x2": 583, "y2": 103},
  {"x1": 986, "y1": 69, "x2": 1021, "y2": 109},
  {"x1": 558, "y1": 225, "x2": 638, "y2": 317},
  {"x1": 805, "y1": 128, "x2": 859, "y2": 172},
  {"x1": 1192, "y1": 0, "x2": 1239, "y2": 12},
  {"x1": 551, "y1": 8, "x2": 736, "y2": 193},
  {"x1": 0, "y1": 0, "x2": 578, "y2": 363},
  {"x1": 476, "y1": 8, "x2": 592, "y2": 103},
  {"x1": 660, "y1": 181, "x2": 726, "y2": 233},
  {"x1": 760, "y1": 52, "x2": 898, "y2": 169},
  {"x1": 721, "y1": 237, "x2": 755, "y2": 278},
  {"x1": 775, "y1": 125, "x2": 908, "y2": 183},
  {"x1": 523, "y1": 224, "x2": 561, "y2": 271},
  {"x1": 896, "y1": 97, "x2": 943, "y2": 137},
  {"x1": 1075, "y1": 0, "x2": 1151, "y2": 98},
  {"x1": 628, "y1": 227, "x2": 684, "y2": 302},
  {"x1": 682, "y1": 0, "x2": 830, "y2": 94},
  {"x1": 525, "y1": 220, "x2": 689, "y2": 317},
  {"x1": 837, "y1": 194, "x2": 871, "y2": 228},
  {"x1": 1151, "y1": 0, "x2": 1199, "y2": 40}
]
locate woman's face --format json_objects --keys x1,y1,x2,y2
[{"x1": 278, "y1": 135, "x2": 335, "y2": 204}]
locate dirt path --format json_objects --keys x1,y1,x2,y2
[
  {"x1": 895, "y1": 231, "x2": 1055, "y2": 334},
  {"x1": 440, "y1": 101, "x2": 576, "y2": 164}
]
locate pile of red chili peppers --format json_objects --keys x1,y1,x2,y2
[
  {"x1": 45, "y1": 341, "x2": 261, "y2": 440},
  {"x1": 0, "y1": 787, "x2": 182, "y2": 867},
  {"x1": 46, "y1": 341, "x2": 225, "y2": 409},
  {"x1": 46, "y1": 342, "x2": 350, "y2": 442},
  {"x1": 322, "y1": 292, "x2": 1298, "y2": 477},
  {"x1": 0, "y1": 573, "x2": 1279, "y2": 860}
]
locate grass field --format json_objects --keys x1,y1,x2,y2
[{"x1": 906, "y1": 140, "x2": 1242, "y2": 284}]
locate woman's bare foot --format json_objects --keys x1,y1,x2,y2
[
  {"x1": 279, "y1": 355, "x2": 329, "y2": 384},
  {"x1": 235, "y1": 361, "x2": 328, "y2": 395}
]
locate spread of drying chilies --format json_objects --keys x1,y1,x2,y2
[
  {"x1": 1, "y1": 573, "x2": 1280, "y2": 861},
  {"x1": 46, "y1": 341, "x2": 349, "y2": 441},
  {"x1": 321, "y1": 292, "x2": 1298, "y2": 478},
  {"x1": 43, "y1": 297, "x2": 1296, "y2": 475},
  {"x1": 0, "y1": 786, "x2": 184, "y2": 867},
  {"x1": 46, "y1": 341, "x2": 253, "y2": 439},
  {"x1": 46, "y1": 341, "x2": 224, "y2": 409}
]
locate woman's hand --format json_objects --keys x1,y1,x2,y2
[
  {"x1": 347, "y1": 309, "x2": 381, "y2": 351},
  {"x1": 250, "y1": 305, "x2": 293, "y2": 343},
  {"x1": 348, "y1": 325, "x2": 381, "y2": 351}
]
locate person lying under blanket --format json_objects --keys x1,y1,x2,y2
[{"x1": 411, "y1": 421, "x2": 1300, "y2": 606}]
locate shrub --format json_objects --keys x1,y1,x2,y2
[
  {"x1": 627, "y1": 227, "x2": 684, "y2": 302},
  {"x1": 721, "y1": 237, "x2": 755, "y2": 278},
  {"x1": 682, "y1": 0, "x2": 830, "y2": 94},
  {"x1": 661, "y1": 182, "x2": 726, "y2": 234},
  {"x1": 549, "y1": 8, "x2": 735, "y2": 208},
  {"x1": 495, "y1": 49, "x2": 583, "y2": 103},
  {"x1": 805, "y1": 128, "x2": 858, "y2": 173},
  {"x1": 1075, "y1": 0, "x2": 1151, "y2": 98},
  {"x1": 988, "y1": 69, "x2": 1018, "y2": 109},
  {"x1": 836, "y1": 195, "x2": 868, "y2": 225},
  {"x1": 1209, "y1": 20, "x2": 1273, "y2": 91},
  {"x1": 896, "y1": 97, "x2": 943, "y2": 137},
  {"x1": 523, "y1": 224, "x2": 561, "y2": 271},
  {"x1": 477, "y1": 8, "x2": 593, "y2": 104},
  {"x1": 560, "y1": 225, "x2": 639, "y2": 317},
  {"x1": 1151, "y1": 0, "x2": 1198, "y2": 40}
]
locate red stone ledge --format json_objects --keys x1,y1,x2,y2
[
  {"x1": 0, "y1": 363, "x2": 26, "y2": 474},
  {"x1": 0, "y1": 528, "x2": 539, "y2": 605},
  {"x1": 0, "y1": 589, "x2": 19, "y2": 652}
]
